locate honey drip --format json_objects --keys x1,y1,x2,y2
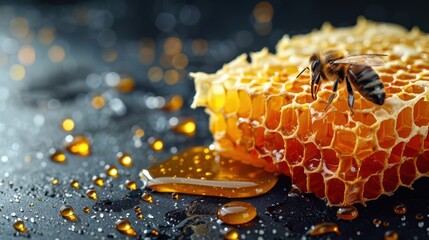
[
  {"x1": 13, "y1": 220, "x2": 28, "y2": 233},
  {"x1": 86, "y1": 188, "x2": 98, "y2": 200},
  {"x1": 105, "y1": 165, "x2": 119, "y2": 178},
  {"x1": 65, "y1": 135, "x2": 91, "y2": 157},
  {"x1": 171, "y1": 192, "x2": 179, "y2": 200},
  {"x1": 125, "y1": 180, "x2": 138, "y2": 190},
  {"x1": 50, "y1": 150, "x2": 66, "y2": 164},
  {"x1": 336, "y1": 206, "x2": 359, "y2": 220},
  {"x1": 140, "y1": 146, "x2": 278, "y2": 198},
  {"x1": 306, "y1": 222, "x2": 340, "y2": 236},
  {"x1": 118, "y1": 153, "x2": 133, "y2": 167},
  {"x1": 172, "y1": 119, "x2": 196, "y2": 136},
  {"x1": 217, "y1": 201, "x2": 257, "y2": 225},
  {"x1": 60, "y1": 205, "x2": 78, "y2": 222},
  {"x1": 115, "y1": 219, "x2": 137, "y2": 237},
  {"x1": 133, "y1": 206, "x2": 141, "y2": 212}
]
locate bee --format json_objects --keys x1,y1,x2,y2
[{"x1": 296, "y1": 50, "x2": 386, "y2": 113}]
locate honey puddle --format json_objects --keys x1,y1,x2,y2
[{"x1": 140, "y1": 146, "x2": 278, "y2": 198}]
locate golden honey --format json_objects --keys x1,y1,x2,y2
[
  {"x1": 393, "y1": 203, "x2": 407, "y2": 214},
  {"x1": 50, "y1": 150, "x2": 66, "y2": 164},
  {"x1": 83, "y1": 207, "x2": 91, "y2": 213},
  {"x1": 92, "y1": 176, "x2": 105, "y2": 187},
  {"x1": 141, "y1": 192, "x2": 153, "y2": 203},
  {"x1": 65, "y1": 135, "x2": 91, "y2": 157},
  {"x1": 61, "y1": 118, "x2": 75, "y2": 132},
  {"x1": 60, "y1": 205, "x2": 78, "y2": 222},
  {"x1": 125, "y1": 180, "x2": 138, "y2": 190},
  {"x1": 307, "y1": 222, "x2": 340, "y2": 236},
  {"x1": 217, "y1": 201, "x2": 257, "y2": 225},
  {"x1": 336, "y1": 206, "x2": 359, "y2": 220},
  {"x1": 115, "y1": 219, "x2": 137, "y2": 237},
  {"x1": 13, "y1": 220, "x2": 28, "y2": 233},
  {"x1": 105, "y1": 165, "x2": 119, "y2": 178},
  {"x1": 384, "y1": 230, "x2": 399, "y2": 240},
  {"x1": 172, "y1": 119, "x2": 196, "y2": 136},
  {"x1": 118, "y1": 153, "x2": 133, "y2": 167},
  {"x1": 86, "y1": 188, "x2": 98, "y2": 200},
  {"x1": 70, "y1": 180, "x2": 80, "y2": 189}
]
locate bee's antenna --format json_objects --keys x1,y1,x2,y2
[{"x1": 296, "y1": 67, "x2": 309, "y2": 79}]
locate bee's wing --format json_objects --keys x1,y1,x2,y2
[{"x1": 333, "y1": 54, "x2": 387, "y2": 66}]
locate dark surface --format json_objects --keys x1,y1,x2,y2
[{"x1": 0, "y1": 0, "x2": 429, "y2": 239}]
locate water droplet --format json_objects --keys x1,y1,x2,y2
[
  {"x1": 50, "y1": 150, "x2": 66, "y2": 164},
  {"x1": 105, "y1": 165, "x2": 119, "y2": 178},
  {"x1": 92, "y1": 176, "x2": 105, "y2": 187},
  {"x1": 65, "y1": 135, "x2": 91, "y2": 157},
  {"x1": 306, "y1": 222, "x2": 340, "y2": 236},
  {"x1": 125, "y1": 180, "x2": 138, "y2": 190},
  {"x1": 70, "y1": 180, "x2": 80, "y2": 189},
  {"x1": 172, "y1": 118, "x2": 196, "y2": 136},
  {"x1": 115, "y1": 219, "x2": 137, "y2": 237},
  {"x1": 336, "y1": 206, "x2": 358, "y2": 220},
  {"x1": 118, "y1": 152, "x2": 133, "y2": 167},
  {"x1": 62, "y1": 118, "x2": 75, "y2": 132},
  {"x1": 394, "y1": 203, "x2": 406, "y2": 215},
  {"x1": 141, "y1": 192, "x2": 153, "y2": 203},
  {"x1": 86, "y1": 188, "x2": 98, "y2": 200},
  {"x1": 13, "y1": 220, "x2": 27, "y2": 232},
  {"x1": 83, "y1": 207, "x2": 91, "y2": 214},
  {"x1": 384, "y1": 230, "x2": 399, "y2": 240},
  {"x1": 60, "y1": 205, "x2": 78, "y2": 222},
  {"x1": 217, "y1": 201, "x2": 257, "y2": 225}
]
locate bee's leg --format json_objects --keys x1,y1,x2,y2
[
  {"x1": 324, "y1": 78, "x2": 339, "y2": 110},
  {"x1": 311, "y1": 73, "x2": 321, "y2": 100},
  {"x1": 345, "y1": 75, "x2": 355, "y2": 114}
]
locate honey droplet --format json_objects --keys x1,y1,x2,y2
[
  {"x1": 136, "y1": 212, "x2": 144, "y2": 219},
  {"x1": 125, "y1": 180, "x2": 138, "y2": 190},
  {"x1": 306, "y1": 222, "x2": 341, "y2": 236},
  {"x1": 134, "y1": 128, "x2": 145, "y2": 138},
  {"x1": 105, "y1": 165, "x2": 119, "y2": 178},
  {"x1": 172, "y1": 119, "x2": 196, "y2": 137},
  {"x1": 150, "y1": 138, "x2": 164, "y2": 152},
  {"x1": 133, "y1": 206, "x2": 141, "y2": 212},
  {"x1": 116, "y1": 77, "x2": 135, "y2": 93},
  {"x1": 222, "y1": 227, "x2": 239, "y2": 240},
  {"x1": 51, "y1": 178, "x2": 58, "y2": 185},
  {"x1": 118, "y1": 152, "x2": 133, "y2": 167},
  {"x1": 83, "y1": 206, "x2": 91, "y2": 214},
  {"x1": 65, "y1": 135, "x2": 91, "y2": 157},
  {"x1": 336, "y1": 206, "x2": 359, "y2": 220},
  {"x1": 13, "y1": 220, "x2": 28, "y2": 233},
  {"x1": 50, "y1": 150, "x2": 67, "y2": 164},
  {"x1": 141, "y1": 192, "x2": 153, "y2": 203},
  {"x1": 373, "y1": 218, "x2": 382, "y2": 225},
  {"x1": 92, "y1": 176, "x2": 105, "y2": 187},
  {"x1": 384, "y1": 230, "x2": 399, "y2": 240},
  {"x1": 393, "y1": 203, "x2": 407, "y2": 214},
  {"x1": 217, "y1": 201, "x2": 257, "y2": 225},
  {"x1": 70, "y1": 180, "x2": 80, "y2": 189},
  {"x1": 115, "y1": 219, "x2": 137, "y2": 237},
  {"x1": 383, "y1": 221, "x2": 390, "y2": 227},
  {"x1": 140, "y1": 146, "x2": 278, "y2": 198},
  {"x1": 151, "y1": 229, "x2": 159, "y2": 236},
  {"x1": 171, "y1": 192, "x2": 179, "y2": 200},
  {"x1": 162, "y1": 95, "x2": 183, "y2": 111},
  {"x1": 416, "y1": 213, "x2": 424, "y2": 220},
  {"x1": 86, "y1": 188, "x2": 98, "y2": 200},
  {"x1": 91, "y1": 95, "x2": 105, "y2": 109},
  {"x1": 62, "y1": 118, "x2": 75, "y2": 132},
  {"x1": 60, "y1": 205, "x2": 78, "y2": 222}
]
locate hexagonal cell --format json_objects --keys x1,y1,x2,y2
[
  {"x1": 403, "y1": 134, "x2": 423, "y2": 158},
  {"x1": 237, "y1": 90, "x2": 252, "y2": 118},
  {"x1": 404, "y1": 84, "x2": 425, "y2": 94},
  {"x1": 326, "y1": 178, "x2": 345, "y2": 205},
  {"x1": 226, "y1": 116, "x2": 242, "y2": 143},
  {"x1": 308, "y1": 173, "x2": 325, "y2": 199},
  {"x1": 338, "y1": 157, "x2": 358, "y2": 182},
  {"x1": 265, "y1": 95, "x2": 284, "y2": 130},
  {"x1": 314, "y1": 120, "x2": 333, "y2": 147},
  {"x1": 385, "y1": 86, "x2": 402, "y2": 96},
  {"x1": 322, "y1": 149, "x2": 339, "y2": 173},
  {"x1": 377, "y1": 119, "x2": 397, "y2": 149},
  {"x1": 396, "y1": 72, "x2": 416, "y2": 80},
  {"x1": 326, "y1": 111, "x2": 348, "y2": 126},
  {"x1": 395, "y1": 107, "x2": 413, "y2": 138},
  {"x1": 303, "y1": 142, "x2": 321, "y2": 171},
  {"x1": 352, "y1": 112, "x2": 376, "y2": 127},
  {"x1": 285, "y1": 138, "x2": 304, "y2": 165},
  {"x1": 276, "y1": 161, "x2": 291, "y2": 176},
  {"x1": 399, "y1": 158, "x2": 417, "y2": 186},
  {"x1": 359, "y1": 151, "x2": 387, "y2": 179},
  {"x1": 332, "y1": 129, "x2": 356, "y2": 155},
  {"x1": 413, "y1": 97, "x2": 429, "y2": 127},
  {"x1": 284, "y1": 81, "x2": 304, "y2": 93},
  {"x1": 363, "y1": 175, "x2": 382, "y2": 200},
  {"x1": 254, "y1": 127, "x2": 265, "y2": 152},
  {"x1": 209, "y1": 112, "x2": 227, "y2": 135},
  {"x1": 251, "y1": 94, "x2": 265, "y2": 124},
  {"x1": 382, "y1": 165, "x2": 400, "y2": 192},
  {"x1": 238, "y1": 122, "x2": 254, "y2": 149},
  {"x1": 388, "y1": 142, "x2": 405, "y2": 164},
  {"x1": 416, "y1": 151, "x2": 429, "y2": 174},
  {"x1": 280, "y1": 105, "x2": 298, "y2": 136},
  {"x1": 296, "y1": 107, "x2": 314, "y2": 142},
  {"x1": 380, "y1": 74, "x2": 394, "y2": 83},
  {"x1": 224, "y1": 90, "x2": 239, "y2": 114},
  {"x1": 397, "y1": 92, "x2": 416, "y2": 101},
  {"x1": 355, "y1": 139, "x2": 376, "y2": 160},
  {"x1": 208, "y1": 84, "x2": 225, "y2": 111},
  {"x1": 264, "y1": 132, "x2": 285, "y2": 160},
  {"x1": 292, "y1": 166, "x2": 307, "y2": 192},
  {"x1": 295, "y1": 93, "x2": 313, "y2": 104}
]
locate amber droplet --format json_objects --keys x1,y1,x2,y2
[
  {"x1": 162, "y1": 95, "x2": 183, "y2": 111},
  {"x1": 217, "y1": 201, "x2": 257, "y2": 225},
  {"x1": 393, "y1": 203, "x2": 407, "y2": 215},
  {"x1": 415, "y1": 213, "x2": 424, "y2": 220},
  {"x1": 91, "y1": 95, "x2": 105, "y2": 109},
  {"x1": 62, "y1": 118, "x2": 75, "y2": 132},
  {"x1": 140, "y1": 146, "x2": 278, "y2": 198},
  {"x1": 150, "y1": 138, "x2": 164, "y2": 152},
  {"x1": 92, "y1": 176, "x2": 105, "y2": 187},
  {"x1": 172, "y1": 119, "x2": 196, "y2": 136},
  {"x1": 60, "y1": 205, "x2": 78, "y2": 222},
  {"x1": 133, "y1": 206, "x2": 141, "y2": 212},
  {"x1": 86, "y1": 188, "x2": 98, "y2": 200},
  {"x1": 65, "y1": 135, "x2": 91, "y2": 157},
  {"x1": 116, "y1": 77, "x2": 135, "y2": 93},
  {"x1": 306, "y1": 222, "x2": 340, "y2": 236},
  {"x1": 105, "y1": 165, "x2": 119, "y2": 178},
  {"x1": 141, "y1": 192, "x2": 153, "y2": 203},
  {"x1": 134, "y1": 128, "x2": 145, "y2": 138},
  {"x1": 13, "y1": 220, "x2": 28, "y2": 233},
  {"x1": 83, "y1": 207, "x2": 91, "y2": 213},
  {"x1": 336, "y1": 206, "x2": 359, "y2": 220},
  {"x1": 384, "y1": 230, "x2": 399, "y2": 240},
  {"x1": 118, "y1": 152, "x2": 133, "y2": 167},
  {"x1": 115, "y1": 219, "x2": 137, "y2": 237},
  {"x1": 383, "y1": 221, "x2": 390, "y2": 227},
  {"x1": 373, "y1": 218, "x2": 382, "y2": 225},
  {"x1": 151, "y1": 229, "x2": 159, "y2": 236},
  {"x1": 136, "y1": 212, "x2": 144, "y2": 219},
  {"x1": 171, "y1": 192, "x2": 179, "y2": 200},
  {"x1": 125, "y1": 180, "x2": 138, "y2": 190},
  {"x1": 51, "y1": 178, "x2": 59, "y2": 185},
  {"x1": 50, "y1": 150, "x2": 66, "y2": 164},
  {"x1": 70, "y1": 180, "x2": 80, "y2": 189},
  {"x1": 222, "y1": 227, "x2": 239, "y2": 240}
]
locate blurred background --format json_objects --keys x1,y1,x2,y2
[{"x1": 0, "y1": 0, "x2": 428, "y2": 239}]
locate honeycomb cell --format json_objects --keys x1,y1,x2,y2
[
  {"x1": 322, "y1": 149, "x2": 339, "y2": 173},
  {"x1": 210, "y1": 112, "x2": 227, "y2": 134},
  {"x1": 254, "y1": 127, "x2": 265, "y2": 152},
  {"x1": 388, "y1": 142, "x2": 405, "y2": 164},
  {"x1": 292, "y1": 166, "x2": 307, "y2": 192},
  {"x1": 208, "y1": 84, "x2": 225, "y2": 111},
  {"x1": 238, "y1": 122, "x2": 254, "y2": 149},
  {"x1": 416, "y1": 151, "x2": 429, "y2": 174},
  {"x1": 237, "y1": 90, "x2": 252, "y2": 118},
  {"x1": 326, "y1": 111, "x2": 348, "y2": 126},
  {"x1": 397, "y1": 92, "x2": 416, "y2": 101},
  {"x1": 363, "y1": 175, "x2": 382, "y2": 200},
  {"x1": 296, "y1": 107, "x2": 313, "y2": 141},
  {"x1": 224, "y1": 90, "x2": 239, "y2": 114},
  {"x1": 266, "y1": 96, "x2": 284, "y2": 130},
  {"x1": 332, "y1": 129, "x2": 356, "y2": 155},
  {"x1": 352, "y1": 112, "x2": 376, "y2": 127},
  {"x1": 404, "y1": 84, "x2": 424, "y2": 94},
  {"x1": 399, "y1": 159, "x2": 417, "y2": 185},
  {"x1": 303, "y1": 142, "x2": 321, "y2": 171},
  {"x1": 382, "y1": 165, "x2": 400, "y2": 192},
  {"x1": 403, "y1": 135, "x2": 423, "y2": 158},
  {"x1": 251, "y1": 95, "x2": 265, "y2": 124},
  {"x1": 226, "y1": 116, "x2": 242, "y2": 143},
  {"x1": 338, "y1": 157, "x2": 358, "y2": 181},
  {"x1": 395, "y1": 107, "x2": 413, "y2": 138},
  {"x1": 295, "y1": 93, "x2": 313, "y2": 104},
  {"x1": 359, "y1": 151, "x2": 387, "y2": 179},
  {"x1": 326, "y1": 178, "x2": 345, "y2": 205},
  {"x1": 413, "y1": 97, "x2": 429, "y2": 127},
  {"x1": 308, "y1": 173, "x2": 325, "y2": 198},
  {"x1": 377, "y1": 119, "x2": 397, "y2": 149},
  {"x1": 281, "y1": 106, "x2": 297, "y2": 136},
  {"x1": 314, "y1": 120, "x2": 333, "y2": 147},
  {"x1": 264, "y1": 132, "x2": 285, "y2": 157},
  {"x1": 286, "y1": 138, "x2": 304, "y2": 165}
]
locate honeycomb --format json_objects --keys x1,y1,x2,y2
[{"x1": 191, "y1": 18, "x2": 429, "y2": 206}]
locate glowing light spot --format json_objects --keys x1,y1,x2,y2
[
  {"x1": 10, "y1": 17, "x2": 29, "y2": 38},
  {"x1": 253, "y1": 2, "x2": 274, "y2": 23},
  {"x1": 9, "y1": 64, "x2": 26, "y2": 81},
  {"x1": 164, "y1": 69, "x2": 180, "y2": 85},
  {"x1": 163, "y1": 37, "x2": 182, "y2": 55},
  {"x1": 62, "y1": 118, "x2": 75, "y2": 132},
  {"x1": 148, "y1": 67, "x2": 163, "y2": 82},
  {"x1": 38, "y1": 26, "x2": 55, "y2": 45},
  {"x1": 172, "y1": 53, "x2": 188, "y2": 70},
  {"x1": 48, "y1": 45, "x2": 65, "y2": 63},
  {"x1": 91, "y1": 95, "x2": 105, "y2": 109},
  {"x1": 18, "y1": 45, "x2": 36, "y2": 65}
]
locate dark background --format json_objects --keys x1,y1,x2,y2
[{"x1": 0, "y1": 0, "x2": 428, "y2": 239}]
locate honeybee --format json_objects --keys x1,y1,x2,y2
[{"x1": 296, "y1": 50, "x2": 387, "y2": 113}]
